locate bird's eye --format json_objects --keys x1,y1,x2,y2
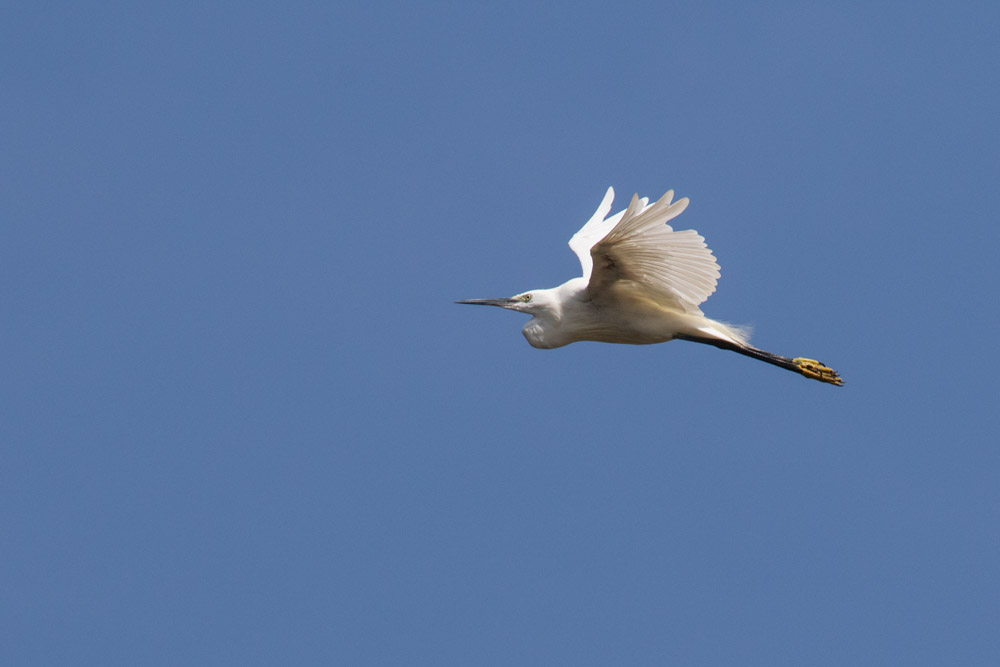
[{"x1": 522, "y1": 294, "x2": 532, "y2": 302}]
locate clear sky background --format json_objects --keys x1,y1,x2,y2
[{"x1": 3, "y1": 2, "x2": 998, "y2": 665}]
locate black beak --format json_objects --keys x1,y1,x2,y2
[{"x1": 454, "y1": 298, "x2": 517, "y2": 308}]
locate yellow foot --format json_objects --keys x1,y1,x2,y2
[{"x1": 792, "y1": 358, "x2": 843, "y2": 386}]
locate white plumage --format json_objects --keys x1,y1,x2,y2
[
  {"x1": 458, "y1": 187, "x2": 842, "y2": 385},
  {"x1": 572, "y1": 187, "x2": 718, "y2": 315}
]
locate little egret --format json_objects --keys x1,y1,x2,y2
[{"x1": 457, "y1": 187, "x2": 842, "y2": 385}]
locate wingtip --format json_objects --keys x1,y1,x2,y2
[{"x1": 626, "y1": 193, "x2": 642, "y2": 216}]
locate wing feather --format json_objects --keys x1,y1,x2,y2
[
  {"x1": 568, "y1": 187, "x2": 617, "y2": 282},
  {"x1": 576, "y1": 189, "x2": 721, "y2": 314}
]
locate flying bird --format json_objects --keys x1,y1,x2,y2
[{"x1": 457, "y1": 187, "x2": 842, "y2": 385}]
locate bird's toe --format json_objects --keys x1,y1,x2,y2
[{"x1": 792, "y1": 358, "x2": 843, "y2": 386}]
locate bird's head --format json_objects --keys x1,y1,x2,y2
[
  {"x1": 456, "y1": 288, "x2": 566, "y2": 349},
  {"x1": 455, "y1": 289, "x2": 556, "y2": 316}
]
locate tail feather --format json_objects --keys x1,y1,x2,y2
[{"x1": 695, "y1": 320, "x2": 753, "y2": 347}]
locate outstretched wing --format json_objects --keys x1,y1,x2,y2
[
  {"x1": 569, "y1": 187, "x2": 621, "y2": 283},
  {"x1": 579, "y1": 189, "x2": 721, "y2": 315}
]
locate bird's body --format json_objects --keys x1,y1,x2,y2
[
  {"x1": 515, "y1": 277, "x2": 740, "y2": 350},
  {"x1": 458, "y1": 187, "x2": 842, "y2": 385}
]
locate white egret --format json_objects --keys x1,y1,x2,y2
[{"x1": 457, "y1": 187, "x2": 842, "y2": 385}]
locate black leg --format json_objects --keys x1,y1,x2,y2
[{"x1": 674, "y1": 333, "x2": 843, "y2": 385}]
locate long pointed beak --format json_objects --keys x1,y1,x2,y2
[{"x1": 455, "y1": 298, "x2": 517, "y2": 308}]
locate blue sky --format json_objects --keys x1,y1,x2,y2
[{"x1": 3, "y1": 2, "x2": 999, "y2": 665}]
